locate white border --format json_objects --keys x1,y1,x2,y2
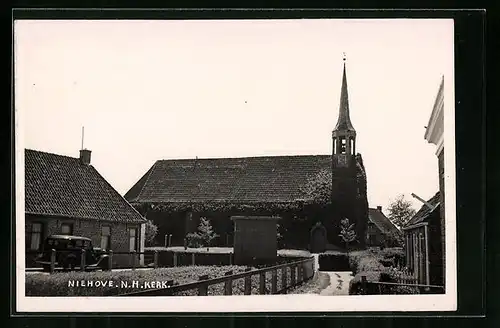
[{"x1": 14, "y1": 18, "x2": 457, "y2": 313}]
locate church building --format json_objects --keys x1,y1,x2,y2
[{"x1": 125, "y1": 58, "x2": 369, "y2": 252}]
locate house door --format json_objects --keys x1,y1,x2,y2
[{"x1": 310, "y1": 224, "x2": 327, "y2": 253}]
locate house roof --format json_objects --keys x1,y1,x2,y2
[
  {"x1": 124, "y1": 155, "x2": 334, "y2": 204},
  {"x1": 404, "y1": 192, "x2": 441, "y2": 229},
  {"x1": 25, "y1": 149, "x2": 146, "y2": 223},
  {"x1": 368, "y1": 208, "x2": 401, "y2": 236}
]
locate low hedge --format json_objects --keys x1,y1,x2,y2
[
  {"x1": 149, "y1": 250, "x2": 306, "y2": 267},
  {"x1": 318, "y1": 253, "x2": 350, "y2": 271},
  {"x1": 26, "y1": 260, "x2": 314, "y2": 296}
]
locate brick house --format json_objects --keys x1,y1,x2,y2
[
  {"x1": 25, "y1": 148, "x2": 147, "y2": 268},
  {"x1": 403, "y1": 76, "x2": 445, "y2": 287},
  {"x1": 366, "y1": 206, "x2": 402, "y2": 247},
  {"x1": 125, "y1": 58, "x2": 369, "y2": 252}
]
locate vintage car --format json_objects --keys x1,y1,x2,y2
[{"x1": 35, "y1": 235, "x2": 111, "y2": 272}]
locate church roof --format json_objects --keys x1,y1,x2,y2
[
  {"x1": 124, "y1": 155, "x2": 333, "y2": 204},
  {"x1": 334, "y1": 61, "x2": 356, "y2": 132}
]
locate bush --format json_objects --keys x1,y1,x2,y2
[
  {"x1": 318, "y1": 253, "x2": 350, "y2": 271},
  {"x1": 348, "y1": 271, "x2": 382, "y2": 295},
  {"x1": 186, "y1": 233, "x2": 203, "y2": 248}
]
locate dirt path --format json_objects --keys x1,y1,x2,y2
[{"x1": 319, "y1": 271, "x2": 354, "y2": 296}]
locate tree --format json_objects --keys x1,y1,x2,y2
[
  {"x1": 196, "y1": 217, "x2": 219, "y2": 251},
  {"x1": 387, "y1": 194, "x2": 417, "y2": 229},
  {"x1": 338, "y1": 218, "x2": 357, "y2": 253},
  {"x1": 144, "y1": 219, "x2": 158, "y2": 247}
]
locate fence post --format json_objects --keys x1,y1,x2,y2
[
  {"x1": 198, "y1": 274, "x2": 209, "y2": 296},
  {"x1": 164, "y1": 235, "x2": 168, "y2": 248},
  {"x1": 108, "y1": 250, "x2": 113, "y2": 271},
  {"x1": 191, "y1": 253, "x2": 196, "y2": 266},
  {"x1": 173, "y1": 252, "x2": 178, "y2": 267},
  {"x1": 281, "y1": 267, "x2": 287, "y2": 293},
  {"x1": 271, "y1": 269, "x2": 278, "y2": 294},
  {"x1": 229, "y1": 253, "x2": 232, "y2": 265},
  {"x1": 361, "y1": 275, "x2": 367, "y2": 295},
  {"x1": 224, "y1": 270, "x2": 233, "y2": 295},
  {"x1": 297, "y1": 264, "x2": 302, "y2": 282},
  {"x1": 154, "y1": 250, "x2": 158, "y2": 269},
  {"x1": 290, "y1": 265, "x2": 296, "y2": 286},
  {"x1": 244, "y1": 268, "x2": 252, "y2": 295},
  {"x1": 50, "y1": 249, "x2": 56, "y2": 274},
  {"x1": 259, "y1": 272, "x2": 266, "y2": 294},
  {"x1": 169, "y1": 234, "x2": 172, "y2": 247},
  {"x1": 80, "y1": 249, "x2": 86, "y2": 272},
  {"x1": 132, "y1": 250, "x2": 137, "y2": 270}
]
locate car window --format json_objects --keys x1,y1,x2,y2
[{"x1": 75, "y1": 240, "x2": 83, "y2": 247}]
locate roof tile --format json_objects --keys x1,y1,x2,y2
[{"x1": 25, "y1": 149, "x2": 146, "y2": 223}]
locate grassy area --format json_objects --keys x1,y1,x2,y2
[
  {"x1": 26, "y1": 265, "x2": 248, "y2": 296},
  {"x1": 287, "y1": 271, "x2": 330, "y2": 294},
  {"x1": 26, "y1": 262, "x2": 314, "y2": 296}
]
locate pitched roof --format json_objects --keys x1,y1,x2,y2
[
  {"x1": 124, "y1": 155, "x2": 333, "y2": 204},
  {"x1": 404, "y1": 192, "x2": 441, "y2": 229},
  {"x1": 368, "y1": 208, "x2": 401, "y2": 236},
  {"x1": 25, "y1": 149, "x2": 146, "y2": 223}
]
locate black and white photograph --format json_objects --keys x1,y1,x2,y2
[{"x1": 14, "y1": 18, "x2": 456, "y2": 312}]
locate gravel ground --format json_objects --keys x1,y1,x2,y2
[{"x1": 287, "y1": 271, "x2": 331, "y2": 294}]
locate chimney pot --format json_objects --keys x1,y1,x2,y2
[
  {"x1": 79, "y1": 149, "x2": 91, "y2": 165},
  {"x1": 377, "y1": 206, "x2": 382, "y2": 212}
]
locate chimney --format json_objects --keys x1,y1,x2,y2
[
  {"x1": 79, "y1": 149, "x2": 91, "y2": 165},
  {"x1": 377, "y1": 206, "x2": 382, "y2": 212}
]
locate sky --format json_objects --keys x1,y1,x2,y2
[{"x1": 15, "y1": 19, "x2": 454, "y2": 212}]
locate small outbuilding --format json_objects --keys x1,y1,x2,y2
[{"x1": 231, "y1": 216, "x2": 280, "y2": 265}]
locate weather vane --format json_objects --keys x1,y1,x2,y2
[{"x1": 343, "y1": 52, "x2": 347, "y2": 61}]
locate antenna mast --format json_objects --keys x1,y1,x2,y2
[{"x1": 81, "y1": 126, "x2": 85, "y2": 150}]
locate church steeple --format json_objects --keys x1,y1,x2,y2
[
  {"x1": 332, "y1": 54, "x2": 357, "y2": 160},
  {"x1": 334, "y1": 55, "x2": 356, "y2": 132}
]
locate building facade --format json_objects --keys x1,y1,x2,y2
[
  {"x1": 403, "y1": 76, "x2": 445, "y2": 287},
  {"x1": 25, "y1": 148, "x2": 147, "y2": 268},
  {"x1": 365, "y1": 206, "x2": 402, "y2": 247},
  {"x1": 125, "y1": 59, "x2": 369, "y2": 251}
]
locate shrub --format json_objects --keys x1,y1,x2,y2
[
  {"x1": 348, "y1": 271, "x2": 382, "y2": 295},
  {"x1": 186, "y1": 233, "x2": 203, "y2": 248},
  {"x1": 318, "y1": 253, "x2": 350, "y2": 271}
]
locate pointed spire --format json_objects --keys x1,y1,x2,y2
[{"x1": 334, "y1": 54, "x2": 355, "y2": 132}]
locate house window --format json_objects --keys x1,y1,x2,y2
[
  {"x1": 28, "y1": 222, "x2": 44, "y2": 251},
  {"x1": 61, "y1": 223, "x2": 73, "y2": 235},
  {"x1": 128, "y1": 228, "x2": 138, "y2": 252},
  {"x1": 101, "y1": 225, "x2": 111, "y2": 250}
]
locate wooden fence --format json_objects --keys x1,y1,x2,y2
[
  {"x1": 116, "y1": 256, "x2": 315, "y2": 296},
  {"x1": 359, "y1": 275, "x2": 445, "y2": 295}
]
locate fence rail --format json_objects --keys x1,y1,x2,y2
[
  {"x1": 359, "y1": 275, "x2": 445, "y2": 295},
  {"x1": 116, "y1": 256, "x2": 315, "y2": 296}
]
